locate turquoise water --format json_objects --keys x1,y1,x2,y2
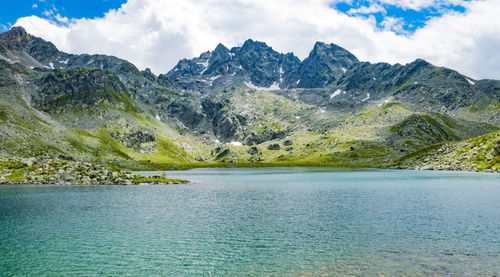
[{"x1": 1, "y1": 168, "x2": 499, "y2": 276}]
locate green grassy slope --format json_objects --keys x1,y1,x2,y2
[{"x1": 393, "y1": 131, "x2": 500, "y2": 172}]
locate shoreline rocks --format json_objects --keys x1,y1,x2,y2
[{"x1": 0, "y1": 158, "x2": 188, "y2": 185}]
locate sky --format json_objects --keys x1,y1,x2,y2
[{"x1": 2, "y1": 0, "x2": 500, "y2": 79}]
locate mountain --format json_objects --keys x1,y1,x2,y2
[
  {"x1": 160, "y1": 39, "x2": 359, "y2": 93},
  {"x1": 0, "y1": 26, "x2": 499, "y2": 175}
]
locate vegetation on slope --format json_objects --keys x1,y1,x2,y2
[{"x1": 393, "y1": 131, "x2": 500, "y2": 172}]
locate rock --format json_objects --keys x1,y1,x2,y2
[
  {"x1": 211, "y1": 147, "x2": 222, "y2": 156},
  {"x1": 58, "y1": 154, "x2": 75, "y2": 161},
  {"x1": 283, "y1": 140, "x2": 293, "y2": 146},
  {"x1": 248, "y1": 156, "x2": 264, "y2": 162},
  {"x1": 247, "y1": 146, "x2": 261, "y2": 155},
  {"x1": 215, "y1": 149, "x2": 231, "y2": 160},
  {"x1": 267, "y1": 144, "x2": 281, "y2": 150}
]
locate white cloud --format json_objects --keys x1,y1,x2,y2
[
  {"x1": 32, "y1": 4, "x2": 38, "y2": 8},
  {"x1": 41, "y1": 9, "x2": 51, "y2": 17},
  {"x1": 380, "y1": 17, "x2": 407, "y2": 33},
  {"x1": 337, "y1": 0, "x2": 469, "y2": 11},
  {"x1": 348, "y1": 4, "x2": 386, "y2": 15},
  {"x1": 12, "y1": 0, "x2": 500, "y2": 79},
  {"x1": 54, "y1": 14, "x2": 69, "y2": 24},
  {"x1": 376, "y1": 0, "x2": 441, "y2": 10}
]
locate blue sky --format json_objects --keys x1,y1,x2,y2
[
  {"x1": 333, "y1": 0, "x2": 469, "y2": 34},
  {"x1": 0, "y1": 0, "x2": 126, "y2": 31},
  {"x1": 2, "y1": 0, "x2": 469, "y2": 35}
]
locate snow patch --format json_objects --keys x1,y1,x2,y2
[
  {"x1": 3, "y1": 58, "x2": 14, "y2": 64},
  {"x1": 268, "y1": 82, "x2": 280, "y2": 90},
  {"x1": 86, "y1": 59, "x2": 94, "y2": 65},
  {"x1": 237, "y1": 65, "x2": 244, "y2": 71},
  {"x1": 198, "y1": 60, "x2": 209, "y2": 68},
  {"x1": 155, "y1": 114, "x2": 161, "y2": 121},
  {"x1": 295, "y1": 116, "x2": 301, "y2": 119},
  {"x1": 279, "y1": 66, "x2": 284, "y2": 75},
  {"x1": 377, "y1": 99, "x2": 391, "y2": 107},
  {"x1": 361, "y1": 93, "x2": 370, "y2": 101},
  {"x1": 229, "y1": 52, "x2": 235, "y2": 58},
  {"x1": 198, "y1": 60, "x2": 210, "y2": 75},
  {"x1": 320, "y1": 109, "x2": 325, "y2": 113},
  {"x1": 414, "y1": 81, "x2": 418, "y2": 84},
  {"x1": 341, "y1": 67, "x2": 347, "y2": 73},
  {"x1": 466, "y1": 78, "x2": 476, "y2": 85},
  {"x1": 330, "y1": 89, "x2": 343, "y2": 99},
  {"x1": 228, "y1": 141, "x2": 242, "y2": 146},
  {"x1": 244, "y1": 81, "x2": 280, "y2": 91},
  {"x1": 48, "y1": 62, "x2": 54, "y2": 69},
  {"x1": 373, "y1": 77, "x2": 377, "y2": 80},
  {"x1": 215, "y1": 139, "x2": 220, "y2": 144},
  {"x1": 59, "y1": 59, "x2": 69, "y2": 64}
]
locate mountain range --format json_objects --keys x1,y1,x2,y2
[{"x1": 1, "y1": 26, "x2": 499, "y2": 174}]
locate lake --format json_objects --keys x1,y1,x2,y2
[{"x1": 1, "y1": 168, "x2": 499, "y2": 276}]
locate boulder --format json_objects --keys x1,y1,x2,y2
[
  {"x1": 283, "y1": 140, "x2": 293, "y2": 146},
  {"x1": 247, "y1": 146, "x2": 261, "y2": 155},
  {"x1": 267, "y1": 144, "x2": 281, "y2": 150}
]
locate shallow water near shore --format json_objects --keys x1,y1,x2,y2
[{"x1": 1, "y1": 168, "x2": 499, "y2": 276}]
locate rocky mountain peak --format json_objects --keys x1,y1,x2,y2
[
  {"x1": 309, "y1": 41, "x2": 358, "y2": 65},
  {"x1": 296, "y1": 41, "x2": 359, "y2": 88},
  {"x1": 407, "y1": 58, "x2": 431, "y2": 69},
  {"x1": 163, "y1": 39, "x2": 364, "y2": 91},
  {"x1": 240, "y1": 39, "x2": 271, "y2": 51},
  {"x1": 205, "y1": 43, "x2": 231, "y2": 75},
  {"x1": 212, "y1": 43, "x2": 230, "y2": 55},
  {"x1": 0, "y1": 26, "x2": 30, "y2": 42}
]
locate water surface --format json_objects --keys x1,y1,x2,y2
[{"x1": 1, "y1": 168, "x2": 499, "y2": 276}]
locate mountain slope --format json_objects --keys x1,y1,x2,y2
[
  {"x1": 394, "y1": 131, "x2": 500, "y2": 172},
  {"x1": 0, "y1": 26, "x2": 499, "y2": 173}
]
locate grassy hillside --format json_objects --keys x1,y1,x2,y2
[{"x1": 393, "y1": 131, "x2": 500, "y2": 172}]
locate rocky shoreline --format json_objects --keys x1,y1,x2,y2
[{"x1": 0, "y1": 157, "x2": 188, "y2": 185}]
